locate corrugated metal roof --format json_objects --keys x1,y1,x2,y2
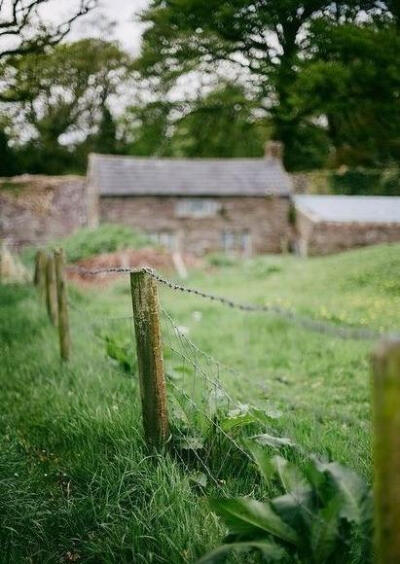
[
  {"x1": 88, "y1": 153, "x2": 292, "y2": 197},
  {"x1": 294, "y1": 195, "x2": 400, "y2": 224}
]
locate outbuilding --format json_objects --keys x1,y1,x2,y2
[{"x1": 294, "y1": 195, "x2": 400, "y2": 256}]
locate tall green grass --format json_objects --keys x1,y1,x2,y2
[
  {"x1": 0, "y1": 285, "x2": 222, "y2": 562},
  {"x1": 1, "y1": 243, "x2": 399, "y2": 562}
]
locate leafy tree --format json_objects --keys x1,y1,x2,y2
[
  {"x1": 0, "y1": 129, "x2": 17, "y2": 175},
  {"x1": 293, "y1": 22, "x2": 400, "y2": 167},
  {"x1": 3, "y1": 38, "x2": 129, "y2": 174},
  {"x1": 137, "y1": 1, "x2": 394, "y2": 169},
  {"x1": 91, "y1": 106, "x2": 119, "y2": 155},
  {"x1": 171, "y1": 84, "x2": 271, "y2": 158},
  {"x1": 123, "y1": 83, "x2": 273, "y2": 158},
  {"x1": 121, "y1": 101, "x2": 173, "y2": 156}
]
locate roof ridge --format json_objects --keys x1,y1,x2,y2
[
  {"x1": 88, "y1": 152, "x2": 293, "y2": 197},
  {"x1": 89, "y1": 152, "x2": 282, "y2": 164}
]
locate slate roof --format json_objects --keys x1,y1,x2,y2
[
  {"x1": 294, "y1": 195, "x2": 400, "y2": 224},
  {"x1": 88, "y1": 153, "x2": 292, "y2": 197}
]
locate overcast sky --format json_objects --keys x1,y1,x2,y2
[{"x1": 40, "y1": 0, "x2": 150, "y2": 55}]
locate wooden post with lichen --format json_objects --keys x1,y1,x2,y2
[
  {"x1": 371, "y1": 339, "x2": 400, "y2": 564},
  {"x1": 130, "y1": 270, "x2": 169, "y2": 449},
  {"x1": 54, "y1": 249, "x2": 70, "y2": 361},
  {"x1": 0, "y1": 240, "x2": 4, "y2": 283},
  {"x1": 45, "y1": 253, "x2": 58, "y2": 326},
  {"x1": 34, "y1": 250, "x2": 47, "y2": 303}
]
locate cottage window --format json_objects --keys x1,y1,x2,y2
[
  {"x1": 149, "y1": 231, "x2": 177, "y2": 251},
  {"x1": 221, "y1": 230, "x2": 252, "y2": 256},
  {"x1": 176, "y1": 198, "x2": 221, "y2": 218}
]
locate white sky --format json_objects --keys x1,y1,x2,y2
[
  {"x1": 1, "y1": 0, "x2": 150, "y2": 55},
  {"x1": 63, "y1": 0, "x2": 150, "y2": 54}
]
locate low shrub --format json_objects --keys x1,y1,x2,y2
[
  {"x1": 200, "y1": 446, "x2": 372, "y2": 563},
  {"x1": 60, "y1": 224, "x2": 151, "y2": 262},
  {"x1": 207, "y1": 253, "x2": 239, "y2": 268}
]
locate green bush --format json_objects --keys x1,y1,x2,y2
[
  {"x1": 60, "y1": 224, "x2": 151, "y2": 262},
  {"x1": 200, "y1": 445, "x2": 372, "y2": 563},
  {"x1": 330, "y1": 168, "x2": 400, "y2": 196},
  {"x1": 206, "y1": 253, "x2": 239, "y2": 268}
]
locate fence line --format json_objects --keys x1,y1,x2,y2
[
  {"x1": 23, "y1": 248, "x2": 400, "y2": 561},
  {"x1": 68, "y1": 298, "x2": 133, "y2": 321},
  {"x1": 65, "y1": 264, "x2": 399, "y2": 341}
]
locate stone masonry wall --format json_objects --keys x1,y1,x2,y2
[
  {"x1": 0, "y1": 175, "x2": 87, "y2": 247},
  {"x1": 296, "y1": 209, "x2": 400, "y2": 256},
  {"x1": 100, "y1": 195, "x2": 291, "y2": 255}
]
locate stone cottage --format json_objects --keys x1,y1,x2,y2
[
  {"x1": 87, "y1": 143, "x2": 293, "y2": 256},
  {"x1": 294, "y1": 195, "x2": 400, "y2": 256}
]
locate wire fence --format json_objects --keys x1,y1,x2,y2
[
  {"x1": 55, "y1": 264, "x2": 295, "y2": 491},
  {"x1": 2, "y1": 242, "x2": 399, "y2": 560},
  {"x1": 5, "y1": 246, "x2": 400, "y2": 561},
  {"x1": 35, "y1": 260, "x2": 395, "y2": 494},
  {"x1": 65, "y1": 264, "x2": 400, "y2": 342}
]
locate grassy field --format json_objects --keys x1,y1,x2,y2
[{"x1": 1, "y1": 243, "x2": 399, "y2": 562}]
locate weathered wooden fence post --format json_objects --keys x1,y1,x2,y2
[
  {"x1": 0, "y1": 240, "x2": 4, "y2": 283},
  {"x1": 34, "y1": 250, "x2": 47, "y2": 303},
  {"x1": 371, "y1": 339, "x2": 400, "y2": 564},
  {"x1": 54, "y1": 249, "x2": 70, "y2": 361},
  {"x1": 45, "y1": 253, "x2": 58, "y2": 326},
  {"x1": 130, "y1": 270, "x2": 169, "y2": 449}
]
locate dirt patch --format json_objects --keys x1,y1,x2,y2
[{"x1": 67, "y1": 248, "x2": 203, "y2": 286}]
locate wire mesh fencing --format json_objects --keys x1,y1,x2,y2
[{"x1": 29, "y1": 254, "x2": 400, "y2": 490}]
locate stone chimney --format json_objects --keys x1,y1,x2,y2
[{"x1": 265, "y1": 140, "x2": 284, "y2": 162}]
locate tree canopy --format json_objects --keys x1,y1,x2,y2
[
  {"x1": 2, "y1": 38, "x2": 129, "y2": 174},
  {"x1": 136, "y1": 0, "x2": 399, "y2": 170},
  {"x1": 0, "y1": 1, "x2": 399, "y2": 193}
]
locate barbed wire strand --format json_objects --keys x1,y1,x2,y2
[{"x1": 65, "y1": 265, "x2": 398, "y2": 341}]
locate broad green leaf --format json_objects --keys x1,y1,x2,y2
[
  {"x1": 178, "y1": 436, "x2": 204, "y2": 450},
  {"x1": 166, "y1": 370, "x2": 184, "y2": 381},
  {"x1": 209, "y1": 498, "x2": 299, "y2": 545},
  {"x1": 190, "y1": 471, "x2": 207, "y2": 488},
  {"x1": 220, "y1": 412, "x2": 259, "y2": 431},
  {"x1": 310, "y1": 496, "x2": 342, "y2": 563},
  {"x1": 247, "y1": 442, "x2": 276, "y2": 484},
  {"x1": 270, "y1": 456, "x2": 310, "y2": 496},
  {"x1": 271, "y1": 492, "x2": 312, "y2": 535},
  {"x1": 197, "y1": 540, "x2": 287, "y2": 564},
  {"x1": 172, "y1": 365, "x2": 192, "y2": 375},
  {"x1": 259, "y1": 407, "x2": 283, "y2": 420},
  {"x1": 253, "y1": 433, "x2": 295, "y2": 449},
  {"x1": 316, "y1": 461, "x2": 367, "y2": 525}
]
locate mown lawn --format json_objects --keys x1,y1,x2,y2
[{"x1": 1, "y1": 243, "x2": 399, "y2": 562}]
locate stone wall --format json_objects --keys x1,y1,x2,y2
[
  {"x1": 3, "y1": 173, "x2": 398, "y2": 257},
  {"x1": 0, "y1": 175, "x2": 87, "y2": 247},
  {"x1": 100, "y1": 195, "x2": 291, "y2": 255},
  {"x1": 296, "y1": 209, "x2": 400, "y2": 256}
]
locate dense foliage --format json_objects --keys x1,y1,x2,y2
[
  {"x1": 137, "y1": 1, "x2": 400, "y2": 171},
  {"x1": 56, "y1": 224, "x2": 151, "y2": 263},
  {"x1": 0, "y1": 2, "x2": 399, "y2": 193},
  {"x1": 1, "y1": 39, "x2": 128, "y2": 174},
  {"x1": 200, "y1": 447, "x2": 372, "y2": 563}
]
